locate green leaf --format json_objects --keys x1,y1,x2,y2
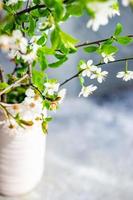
[
  {"x1": 103, "y1": 38, "x2": 114, "y2": 45},
  {"x1": 45, "y1": 116, "x2": 52, "y2": 122},
  {"x1": 79, "y1": 76, "x2": 84, "y2": 86},
  {"x1": 37, "y1": 34, "x2": 47, "y2": 45},
  {"x1": 20, "y1": 119, "x2": 34, "y2": 126},
  {"x1": 49, "y1": 57, "x2": 68, "y2": 68},
  {"x1": 43, "y1": 100, "x2": 51, "y2": 109},
  {"x1": 37, "y1": 49, "x2": 48, "y2": 70},
  {"x1": 117, "y1": 36, "x2": 133, "y2": 45},
  {"x1": 84, "y1": 45, "x2": 98, "y2": 53},
  {"x1": 54, "y1": 1, "x2": 64, "y2": 21},
  {"x1": 101, "y1": 45, "x2": 118, "y2": 55},
  {"x1": 51, "y1": 28, "x2": 60, "y2": 49},
  {"x1": 33, "y1": 0, "x2": 41, "y2": 4},
  {"x1": 114, "y1": 23, "x2": 123, "y2": 36},
  {"x1": 60, "y1": 30, "x2": 79, "y2": 49},
  {"x1": 28, "y1": 16, "x2": 36, "y2": 36},
  {"x1": 32, "y1": 70, "x2": 45, "y2": 91},
  {"x1": 64, "y1": 1, "x2": 83, "y2": 19},
  {"x1": 77, "y1": 60, "x2": 85, "y2": 71},
  {"x1": 0, "y1": 82, "x2": 9, "y2": 91},
  {"x1": 40, "y1": 46, "x2": 55, "y2": 55},
  {"x1": 42, "y1": 121, "x2": 48, "y2": 134},
  {"x1": 43, "y1": 0, "x2": 53, "y2": 7}
]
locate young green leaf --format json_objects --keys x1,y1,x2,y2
[
  {"x1": 84, "y1": 45, "x2": 98, "y2": 53},
  {"x1": 60, "y1": 30, "x2": 79, "y2": 49},
  {"x1": 49, "y1": 57, "x2": 68, "y2": 68},
  {"x1": 100, "y1": 45, "x2": 118, "y2": 54},
  {"x1": 51, "y1": 28, "x2": 60, "y2": 49},
  {"x1": 114, "y1": 23, "x2": 123, "y2": 36},
  {"x1": 0, "y1": 82, "x2": 9, "y2": 91},
  {"x1": 117, "y1": 36, "x2": 133, "y2": 45},
  {"x1": 42, "y1": 121, "x2": 48, "y2": 134},
  {"x1": 37, "y1": 49, "x2": 48, "y2": 70},
  {"x1": 32, "y1": 70, "x2": 45, "y2": 91},
  {"x1": 79, "y1": 76, "x2": 84, "y2": 86}
]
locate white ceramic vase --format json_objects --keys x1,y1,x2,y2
[{"x1": 0, "y1": 104, "x2": 46, "y2": 196}]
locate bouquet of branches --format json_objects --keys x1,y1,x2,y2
[{"x1": 0, "y1": 0, "x2": 133, "y2": 133}]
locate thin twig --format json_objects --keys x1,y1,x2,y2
[
  {"x1": 26, "y1": 0, "x2": 30, "y2": 9},
  {"x1": 60, "y1": 57, "x2": 133, "y2": 87},
  {"x1": 16, "y1": 4, "x2": 46, "y2": 16},
  {"x1": 31, "y1": 83, "x2": 54, "y2": 102},
  {"x1": 0, "y1": 67, "x2": 6, "y2": 102},
  {"x1": 0, "y1": 68, "x2": 4, "y2": 82},
  {"x1": 11, "y1": 64, "x2": 18, "y2": 75},
  {"x1": 0, "y1": 103, "x2": 15, "y2": 126},
  {"x1": 75, "y1": 35, "x2": 133, "y2": 48},
  {"x1": 28, "y1": 64, "x2": 32, "y2": 84},
  {"x1": 0, "y1": 74, "x2": 29, "y2": 96}
]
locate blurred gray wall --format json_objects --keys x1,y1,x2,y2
[
  {"x1": 48, "y1": 5, "x2": 133, "y2": 96},
  {"x1": 0, "y1": 4, "x2": 133, "y2": 97}
]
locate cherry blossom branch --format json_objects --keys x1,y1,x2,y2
[
  {"x1": 60, "y1": 57, "x2": 133, "y2": 87},
  {"x1": 16, "y1": 4, "x2": 47, "y2": 16},
  {"x1": 75, "y1": 35, "x2": 133, "y2": 48},
  {"x1": 0, "y1": 74, "x2": 29, "y2": 96},
  {"x1": 16, "y1": 0, "x2": 72, "y2": 16}
]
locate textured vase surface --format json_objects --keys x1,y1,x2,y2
[{"x1": 0, "y1": 104, "x2": 46, "y2": 196}]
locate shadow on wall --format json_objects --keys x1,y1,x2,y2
[{"x1": 1, "y1": 5, "x2": 133, "y2": 97}]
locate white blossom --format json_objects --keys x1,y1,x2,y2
[
  {"x1": 116, "y1": 71, "x2": 133, "y2": 81},
  {"x1": 25, "y1": 88, "x2": 35, "y2": 98},
  {"x1": 58, "y1": 89, "x2": 67, "y2": 104},
  {"x1": 90, "y1": 68, "x2": 108, "y2": 83},
  {"x1": 80, "y1": 60, "x2": 97, "y2": 77},
  {"x1": 86, "y1": 0, "x2": 120, "y2": 31},
  {"x1": 79, "y1": 85, "x2": 97, "y2": 97},
  {"x1": 0, "y1": 30, "x2": 28, "y2": 60},
  {"x1": 24, "y1": 88, "x2": 36, "y2": 105},
  {"x1": 44, "y1": 82, "x2": 60, "y2": 95},
  {"x1": 102, "y1": 52, "x2": 115, "y2": 64},
  {"x1": 121, "y1": 0, "x2": 133, "y2": 6},
  {"x1": 22, "y1": 36, "x2": 41, "y2": 64},
  {"x1": 12, "y1": 30, "x2": 28, "y2": 54},
  {"x1": 22, "y1": 88, "x2": 48, "y2": 120}
]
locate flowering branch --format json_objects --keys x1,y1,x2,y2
[
  {"x1": 0, "y1": 71, "x2": 54, "y2": 102},
  {"x1": 1, "y1": 0, "x2": 133, "y2": 132},
  {"x1": 75, "y1": 35, "x2": 133, "y2": 48},
  {"x1": 1, "y1": 56, "x2": 132, "y2": 97},
  {"x1": 60, "y1": 57, "x2": 133, "y2": 86}
]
